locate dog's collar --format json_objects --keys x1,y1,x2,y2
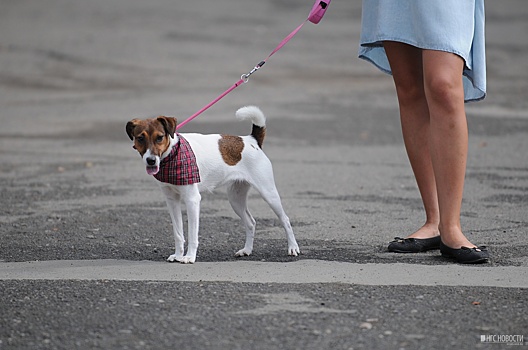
[
  {"x1": 160, "y1": 134, "x2": 179, "y2": 161},
  {"x1": 160, "y1": 138, "x2": 179, "y2": 163}
]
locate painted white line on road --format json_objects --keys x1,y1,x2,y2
[{"x1": 1, "y1": 260, "x2": 526, "y2": 288}]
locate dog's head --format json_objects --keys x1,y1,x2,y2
[{"x1": 126, "y1": 116, "x2": 177, "y2": 175}]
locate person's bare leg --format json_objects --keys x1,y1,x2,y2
[
  {"x1": 383, "y1": 41, "x2": 440, "y2": 239},
  {"x1": 422, "y1": 50, "x2": 475, "y2": 248}
]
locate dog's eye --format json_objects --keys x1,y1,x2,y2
[
  {"x1": 137, "y1": 136, "x2": 145, "y2": 143},
  {"x1": 156, "y1": 135, "x2": 164, "y2": 143}
]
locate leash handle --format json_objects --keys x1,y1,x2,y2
[
  {"x1": 176, "y1": 0, "x2": 330, "y2": 130},
  {"x1": 262, "y1": 0, "x2": 330, "y2": 63},
  {"x1": 308, "y1": 0, "x2": 331, "y2": 24}
]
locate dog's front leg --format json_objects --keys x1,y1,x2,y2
[
  {"x1": 160, "y1": 186, "x2": 185, "y2": 262},
  {"x1": 181, "y1": 185, "x2": 201, "y2": 264}
]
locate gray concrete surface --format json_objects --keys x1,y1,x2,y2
[
  {"x1": 2, "y1": 259, "x2": 528, "y2": 288},
  {"x1": 1, "y1": 0, "x2": 527, "y2": 349}
]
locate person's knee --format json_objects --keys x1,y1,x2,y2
[
  {"x1": 395, "y1": 81, "x2": 425, "y2": 107},
  {"x1": 425, "y1": 74, "x2": 463, "y2": 111}
]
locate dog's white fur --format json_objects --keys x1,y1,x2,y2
[{"x1": 131, "y1": 106, "x2": 300, "y2": 263}]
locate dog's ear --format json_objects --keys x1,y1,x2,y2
[
  {"x1": 157, "y1": 116, "x2": 177, "y2": 138},
  {"x1": 126, "y1": 119, "x2": 141, "y2": 140}
]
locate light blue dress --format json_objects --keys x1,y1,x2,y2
[{"x1": 358, "y1": 0, "x2": 486, "y2": 102}]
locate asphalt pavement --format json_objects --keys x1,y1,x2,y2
[{"x1": 1, "y1": 0, "x2": 527, "y2": 349}]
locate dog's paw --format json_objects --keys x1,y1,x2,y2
[
  {"x1": 235, "y1": 248, "x2": 252, "y2": 257},
  {"x1": 167, "y1": 254, "x2": 184, "y2": 263},
  {"x1": 288, "y1": 245, "x2": 300, "y2": 257},
  {"x1": 180, "y1": 255, "x2": 196, "y2": 264}
]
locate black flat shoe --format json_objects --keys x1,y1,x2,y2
[
  {"x1": 440, "y1": 242, "x2": 490, "y2": 264},
  {"x1": 388, "y1": 236, "x2": 441, "y2": 253}
]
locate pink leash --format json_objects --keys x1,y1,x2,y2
[{"x1": 176, "y1": 0, "x2": 331, "y2": 130}]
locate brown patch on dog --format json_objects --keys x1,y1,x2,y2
[
  {"x1": 219, "y1": 135, "x2": 244, "y2": 166},
  {"x1": 126, "y1": 116, "x2": 177, "y2": 157}
]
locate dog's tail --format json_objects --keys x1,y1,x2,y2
[{"x1": 235, "y1": 106, "x2": 266, "y2": 148}]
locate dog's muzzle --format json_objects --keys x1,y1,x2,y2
[{"x1": 144, "y1": 153, "x2": 160, "y2": 175}]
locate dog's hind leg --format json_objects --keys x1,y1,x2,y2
[
  {"x1": 227, "y1": 181, "x2": 256, "y2": 257},
  {"x1": 253, "y1": 177, "x2": 300, "y2": 257}
]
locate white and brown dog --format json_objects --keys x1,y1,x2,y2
[{"x1": 126, "y1": 106, "x2": 300, "y2": 263}]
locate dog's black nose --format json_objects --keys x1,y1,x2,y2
[{"x1": 146, "y1": 157, "x2": 156, "y2": 166}]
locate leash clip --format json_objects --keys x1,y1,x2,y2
[{"x1": 241, "y1": 61, "x2": 266, "y2": 83}]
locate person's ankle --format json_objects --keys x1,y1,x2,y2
[
  {"x1": 407, "y1": 223, "x2": 439, "y2": 239},
  {"x1": 439, "y1": 226, "x2": 476, "y2": 249}
]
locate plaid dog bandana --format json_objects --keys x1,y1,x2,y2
[{"x1": 154, "y1": 134, "x2": 201, "y2": 185}]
